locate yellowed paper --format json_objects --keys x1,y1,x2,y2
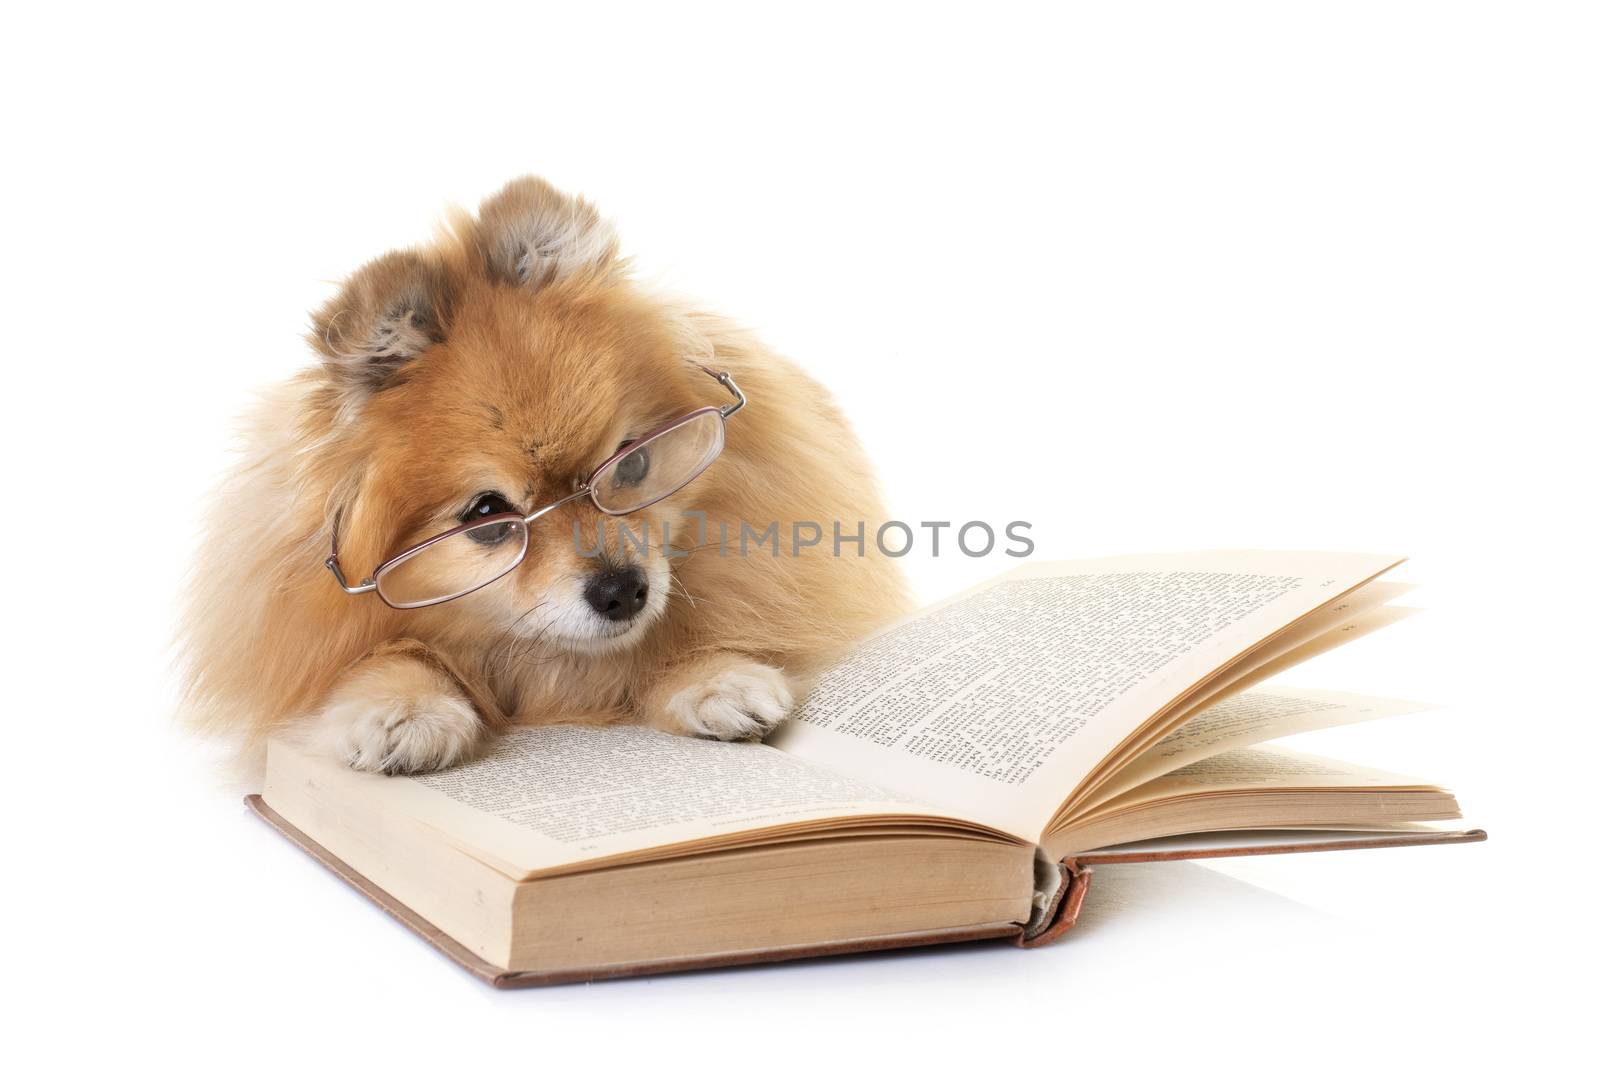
[
  {"x1": 1078, "y1": 684, "x2": 1431, "y2": 813},
  {"x1": 266, "y1": 726, "x2": 1009, "y2": 881},
  {"x1": 1104, "y1": 744, "x2": 1440, "y2": 809},
  {"x1": 771, "y1": 550, "x2": 1401, "y2": 838},
  {"x1": 1054, "y1": 589, "x2": 1418, "y2": 817}
]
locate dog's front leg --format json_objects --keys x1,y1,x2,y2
[
  {"x1": 640, "y1": 653, "x2": 797, "y2": 741},
  {"x1": 315, "y1": 639, "x2": 499, "y2": 773}
]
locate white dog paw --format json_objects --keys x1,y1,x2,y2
[
  {"x1": 318, "y1": 690, "x2": 483, "y2": 774},
  {"x1": 663, "y1": 661, "x2": 795, "y2": 741}
]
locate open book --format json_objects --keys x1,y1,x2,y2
[{"x1": 253, "y1": 551, "x2": 1484, "y2": 986}]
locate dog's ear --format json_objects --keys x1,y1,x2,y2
[
  {"x1": 309, "y1": 249, "x2": 452, "y2": 403},
  {"x1": 475, "y1": 176, "x2": 620, "y2": 289}
]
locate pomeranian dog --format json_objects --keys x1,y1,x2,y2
[{"x1": 180, "y1": 176, "x2": 909, "y2": 773}]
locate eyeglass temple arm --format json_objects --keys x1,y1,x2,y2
[
  {"x1": 326, "y1": 512, "x2": 377, "y2": 595},
  {"x1": 326, "y1": 555, "x2": 377, "y2": 595},
  {"x1": 700, "y1": 364, "x2": 746, "y2": 418}
]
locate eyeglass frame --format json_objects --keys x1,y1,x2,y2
[{"x1": 325, "y1": 365, "x2": 746, "y2": 609}]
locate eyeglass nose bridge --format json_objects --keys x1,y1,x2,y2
[{"x1": 523, "y1": 487, "x2": 596, "y2": 524}]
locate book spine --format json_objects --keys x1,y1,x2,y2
[{"x1": 1014, "y1": 861, "x2": 1092, "y2": 948}]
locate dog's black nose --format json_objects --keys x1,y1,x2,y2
[{"x1": 583, "y1": 568, "x2": 649, "y2": 622}]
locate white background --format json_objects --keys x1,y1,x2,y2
[{"x1": 3, "y1": 2, "x2": 1595, "y2": 1064}]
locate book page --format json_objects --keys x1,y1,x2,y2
[
  {"x1": 1177, "y1": 602, "x2": 1417, "y2": 708},
  {"x1": 267, "y1": 726, "x2": 1011, "y2": 881},
  {"x1": 770, "y1": 551, "x2": 1401, "y2": 838},
  {"x1": 1078, "y1": 685, "x2": 1430, "y2": 812},
  {"x1": 1096, "y1": 744, "x2": 1441, "y2": 808},
  {"x1": 1055, "y1": 590, "x2": 1417, "y2": 815},
  {"x1": 1042, "y1": 744, "x2": 1459, "y2": 857},
  {"x1": 1074, "y1": 825, "x2": 1474, "y2": 858}
]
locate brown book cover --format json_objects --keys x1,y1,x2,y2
[{"x1": 245, "y1": 794, "x2": 1485, "y2": 986}]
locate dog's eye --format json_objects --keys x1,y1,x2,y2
[
  {"x1": 613, "y1": 442, "x2": 650, "y2": 488},
  {"x1": 462, "y1": 492, "x2": 515, "y2": 521},
  {"x1": 462, "y1": 493, "x2": 517, "y2": 545}
]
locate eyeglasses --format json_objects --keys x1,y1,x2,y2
[{"x1": 325, "y1": 366, "x2": 746, "y2": 609}]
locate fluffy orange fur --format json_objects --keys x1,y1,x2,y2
[{"x1": 179, "y1": 176, "x2": 909, "y2": 772}]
